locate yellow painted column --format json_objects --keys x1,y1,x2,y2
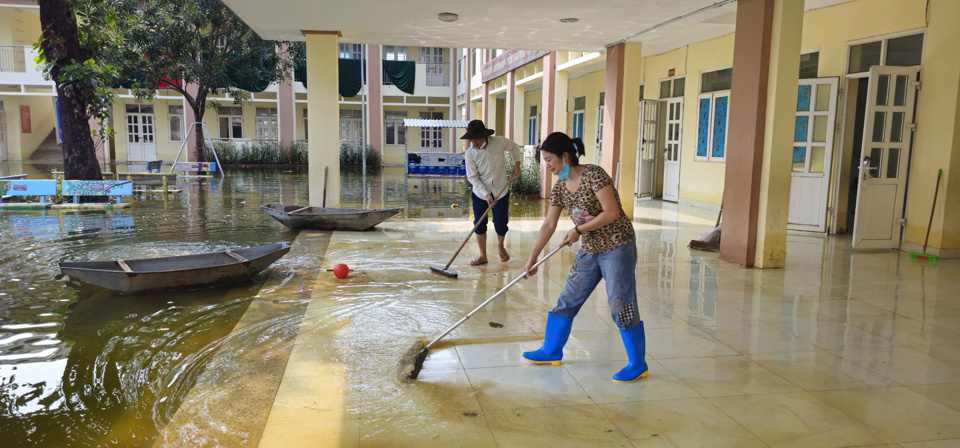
[
  {"x1": 754, "y1": 0, "x2": 804, "y2": 268},
  {"x1": 905, "y1": 0, "x2": 960, "y2": 257},
  {"x1": 513, "y1": 78, "x2": 526, "y2": 146},
  {"x1": 305, "y1": 32, "x2": 341, "y2": 207},
  {"x1": 540, "y1": 52, "x2": 557, "y2": 199},
  {"x1": 601, "y1": 42, "x2": 643, "y2": 217},
  {"x1": 505, "y1": 70, "x2": 516, "y2": 140},
  {"x1": 554, "y1": 71, "x2": 569, "y2": 141},
  {"x1": 481, "y1": 50, "x2": 490, "y2": 127}
]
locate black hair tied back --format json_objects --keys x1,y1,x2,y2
[
  {"x1": 541, "y1": 132, "x2": 585, "y2": 166},
  {"x1": 571, "y1": 138, "x2": 586, "y2": 157}
]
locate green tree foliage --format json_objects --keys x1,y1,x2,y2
[
  {"x1": 103, "y1": 0, "x2": 295, "y2": 161},
  {"x1": 34, "y1": 0, "x2": 118, "y2": 180}
]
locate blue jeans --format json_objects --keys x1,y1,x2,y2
[
  {"x1": 471, "y1": 192, "x2": 510, "y2": 236},
  {"x1": 552, "y1": 242, "x2": 640, "y2": 329}
]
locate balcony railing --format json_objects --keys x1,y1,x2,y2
[{"x1": 0, "y1": 46, "x2": 28, "y2": 73}]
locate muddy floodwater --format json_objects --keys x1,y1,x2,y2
[{"x1": 0, "y1": 164, "x2": 544, "y2": 447}]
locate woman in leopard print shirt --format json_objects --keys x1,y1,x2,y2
[{"x1": 521, "y1": 132, "x2": 647, "y2": 383}]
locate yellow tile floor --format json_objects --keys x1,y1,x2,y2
[{"x1": 258, "y1": 200, "x2": 960, "y2": 447}]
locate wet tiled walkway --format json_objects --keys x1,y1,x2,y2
[{"x1": 258, "y1": 200, "x2": 960, "y2": 447}]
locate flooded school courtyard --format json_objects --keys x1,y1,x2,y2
[{"x1": 3, "y1": 164, "x2": 960, "y2": 447}]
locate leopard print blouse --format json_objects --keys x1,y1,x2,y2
[{"x1": 550, "y1": 164, "x2": 636, "y2": 254}]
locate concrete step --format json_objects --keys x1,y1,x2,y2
[{"x1": 29, "y1": 130, "x2": 63, "y2": 162}]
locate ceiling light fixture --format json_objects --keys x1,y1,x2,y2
[
  {"x1": 560, "y1": 18, "x2": 579, "y2": 23},
  {"x1": 438, "y1": 12, "x2": 459, "y2": 22}
]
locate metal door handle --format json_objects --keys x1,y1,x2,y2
[{"x1": 862, "y1": 156, "x2": 871, "y2": 180}]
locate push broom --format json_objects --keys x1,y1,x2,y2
[
  {"x1": 430, "y1": 174, "x2": 516, "y2": 278},
  {"x1": 910, "y1": 169, "x2": 942, "y2": 265},
  {"x1": 409, "y1": 242, "x2": 568, "y2": 379}
]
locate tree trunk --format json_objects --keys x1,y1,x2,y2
[
  {"x1": 37, "y1": 0, "x2": 103, "y2": 181},
  {"x1": 193, "y1": 108, "x2": 206, "y2": 163}
]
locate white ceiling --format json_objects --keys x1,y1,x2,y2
[
  {"x1": 222, "y1": 0, "x2": 854, "y2": 53},
  {"x1": 222, "y1": 0, "x2": 736, "y2": 51}
]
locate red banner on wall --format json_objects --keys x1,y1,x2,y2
[
  {"x1": 20, "y1": 106, "x2": 31, "y2": 133},
  {"x1": 482, "y1": 50, "x2": 549, "y2": 84}
]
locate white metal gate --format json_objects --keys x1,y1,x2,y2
[{"x1": 788, "y1": 77, "x2": 839, "y2": 232}]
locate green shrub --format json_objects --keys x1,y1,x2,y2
[
  {"x1": 339, "y1": 143, "x2": 380, "y2": 172},
  {"x1": 202, "y1": 141, "x2": 308, "y2": 166},
  {"x1": 509, "y1": 160, "x2": 542, "y2": 197}
]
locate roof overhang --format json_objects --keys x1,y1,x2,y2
[{"x1": 222, "y1": 0, "x2": 854, "y2": 54}]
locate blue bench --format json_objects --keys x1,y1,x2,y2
[
  {"x1": 173, "y1": 162, "x2": 216, "y2": 173},
  {"x1": 61, "y1": 180, "x2": 133, "y2": 204},
  {"x1": 0, "y1": 179, "x2": 58, "y2": 203}
]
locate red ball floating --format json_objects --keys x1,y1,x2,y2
[{"x1": 333, "y1": 263, "x2": 350, "y2": 279}]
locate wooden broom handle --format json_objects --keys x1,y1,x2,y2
[{"x1": 443, "y1": 175, "x2": 516, "y2": 269}]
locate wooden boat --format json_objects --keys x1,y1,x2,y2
[
  {"x1": 58, "y1": 243, "x2": 291, "y2": 293},
  {"x1": 260, "y1": 204, "x2": 402, "y2": 231}
]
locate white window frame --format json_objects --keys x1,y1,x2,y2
[
  {"x1": 168, "y1": 105, "x2": 184, "y2": 142},
  {"x1": 218, "y1": 106, "x2": 244, "y2": 139},
  {"x1": 595, "y1": 92, "x2": 605, "y2": 164},
  {"x1": 255, "y1": 107, "x2": 279, "y2": 140},
  {"x1": 339, "y1": 109, "x2": 362, "y2": 144},
  {"x1": 302, "y1": 108, "x2": 308, "y2": 140},
  {"x1": 385, "y1": 46, "x2": 407, "y2": 61},
  {"x1": 421, "y1": 47, "x2": 447, "y2": 87},
  {"x1": 799, "y1": 48, "x2": 821, "y2": 79},
  {"x1": 528, "y1": 104, "x2": 539, "y2": 146},
  {"x1": 843, "y1": 28, "x2": 926, "y2": 78},
  {"x1": 385, "y1": 111, "x2": 406, "y2": 145},
  {"x1": 694, "y1": 91, "x2": 730, "y2": 163},
  {"x1": 572, "y1": 96, "x2": 586, "y2": 139},
  {"x1": 339, "y1": 43, "x2": 362, "y2": 60},
  {"x1": 659, "y1": 75, "x2": 686, "y2": 99},
  {"x1": 694, "y1": 67, "x2": 731, "y2": 163}
]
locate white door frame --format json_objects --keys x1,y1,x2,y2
[
  {"x1": 635, "y1": 99, "x2": 659, "y2": 199},
  {"x1": 125, "y1": 106, "x2": 157, "y2": 162},
  {"x1": 662, "y1": 97, "x2": 683, "y2": 202},
  {"x1": 595, "y1": 96, "x2": 604, "y2": 165},
  {"x1": 788, "y1": 77, "x2": 839, "y2": 232},
  {"x1": 419, "y1": 111, "x2": 443, "y2": 152},
  {"x1": 852, "y1": 65, "x2": 920, "y2": 249}
]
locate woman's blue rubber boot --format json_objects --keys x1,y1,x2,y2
[
  {"x1": 613, "y1": 322, "x2": 649, "y2": 382},
  {"x1": 522, "y1": 312, "x2": 573, "y2": 365}
]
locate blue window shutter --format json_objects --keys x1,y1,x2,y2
[
  {"x1": 797, "y1": 85, "x2": 811, "y2": 112},
  {"x1": 712, "y1": 96, "x2": 728, "y2": 158},
  {"x1": 794, "y1": 116, "x2": 809, "y2": 142},
  {"x1": 697, "y1": 98, "x2": 710, "y2": 157}
]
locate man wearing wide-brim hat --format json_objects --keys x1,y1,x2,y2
[{"x1": 462, "y1": 119, "x2": 522, "y2": 266}]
